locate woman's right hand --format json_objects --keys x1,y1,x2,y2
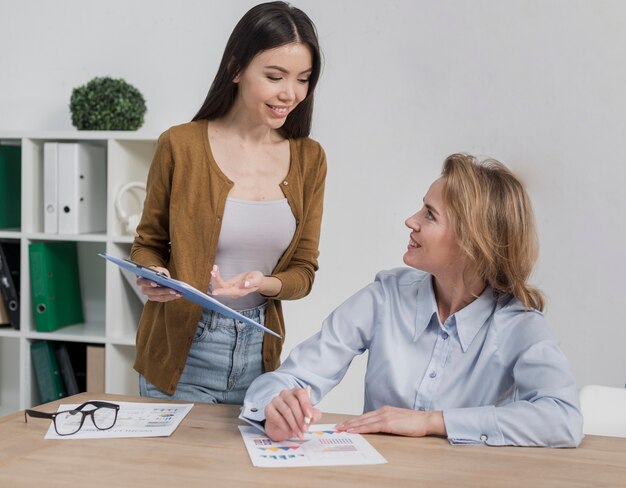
[
  {"x1": 264, "y1": 388, "x2": 322, "y2": 441},
  {"x1": 136, "y1": 266, "x2": 182, "y2": 302}
]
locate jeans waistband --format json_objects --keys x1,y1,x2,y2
[{"x1": 201, "y1": 301, "x2": 267, "y2": 328}]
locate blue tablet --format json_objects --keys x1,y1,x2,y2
[{"x1": 99, "y1": 253, "x2": 281, "y2": 339}]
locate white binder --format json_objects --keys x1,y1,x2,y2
[
  {"x1": 43, "y1": 143, "x2": 59, "y2": 233},
  {"x1": 57, "y1": 143, "x2": 107, "y2": 234}
]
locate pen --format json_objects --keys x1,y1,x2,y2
[{"x1": 304, "y1": 385, "x2": 312, "y2": 427}]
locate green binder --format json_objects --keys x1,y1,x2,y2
[
  {"x1": 31, "y1": 341, "x2": 67, "y2": 403},
  {"x1": 0, "y1": 145, "x2": 21, "y2": 229},
  {"x1": 29, "y1": 241, "x2": 84, "y2": 332}
]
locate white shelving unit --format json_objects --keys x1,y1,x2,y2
[{"x1": 0, "y1": 131, "x2": 157, "y2": 415}]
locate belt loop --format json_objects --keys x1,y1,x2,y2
[
  {"x1": 208, "y1": 309, "x2": 219, "y2": 331},
  {"x1": 259, "y1": 303, "x2": 266, "y2": 325}
]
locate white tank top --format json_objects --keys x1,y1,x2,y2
[{"x1": 213, "y1": 197, "x2": 296, "y2": 310}]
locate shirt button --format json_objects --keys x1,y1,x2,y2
[
  {"x1": 282, "y1": 180, "x2": 289, "y2": 186},
  {"x1": 480, "y1": 434, "x2": 488, "y2": 441},
  {"x1": 442, "y1": 332, "x2": 449, "y2": 340},
  {"x1": 429, "y1": 371, "x2": 437, "y2": 378},
  {"x1": 251, "y1": 408, "x2": 258, "y2": 413}
]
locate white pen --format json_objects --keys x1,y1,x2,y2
[{"x1": 304, "y1": 385, "x2": 312, "y2": 426}]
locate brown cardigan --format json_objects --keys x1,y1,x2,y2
[{"x1": 131, "y1": 120, "x2": 327, "y2": 395}]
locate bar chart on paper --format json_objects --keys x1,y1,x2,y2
[{"x1": 239, "y1": 424, "x2": 387, "y2": 468}]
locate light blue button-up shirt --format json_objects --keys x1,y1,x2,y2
[{"x1": 241, "y1": 268, "x2": 583, "y2": 447}]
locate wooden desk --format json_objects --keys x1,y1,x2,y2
[{"x1": 1, "y1": 393, "x2": 625, "y2": 487}]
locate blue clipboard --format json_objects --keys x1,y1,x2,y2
[{"x1": 99, "y1": 253, "x2": 281, "y2": 339}]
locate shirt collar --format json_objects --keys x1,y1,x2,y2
[
  {"x1": 414, "y1": 275, "x2": 438, "y2": 341},
  {"x1": 454, "y1": 286, "x2": 496, "y2": 352},
  {"x1": 414, "y1": 275, "x2": 496, "y2": 352}
]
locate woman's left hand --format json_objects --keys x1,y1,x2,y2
[
  {"x1": 210, "y1": 265, "x2": 264, "y2": 298},
  {"x1": 335, "y1": 406, "x2": 447, "y2": 437}
]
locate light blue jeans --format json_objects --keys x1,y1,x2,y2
[{"x1": 139, "y1": 303, "x2": 265, "y2": 405}]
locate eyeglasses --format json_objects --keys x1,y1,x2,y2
[{"x1": 25, "y1": 401, "x2": 120, "y2": 436}]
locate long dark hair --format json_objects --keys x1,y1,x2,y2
[{"x1": 192, "y1": 1, "x2": 321, "y2": 139}]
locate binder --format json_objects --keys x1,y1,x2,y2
[
  {"x1": 0, "y1": 241, "x2": 20, "y2": 329},
  {"x1": 55, "y1": 343, "x2": 79, "y2": 395},
  {"x1": 0, "y1": 293, "x2": 9, "y2": 325},
  {"x1": 0, "y1": 144, "x2": 21, "y2": 229},
  {"x1": 29, "y1": 241, "x2": 84, "y2": 332},
  {"x1": 57, "y1": 143, "x2": 107, "y2": 234},
  {"x1": 31, "y1": 341, "x2": 67, "y2": 403},
  {"x1": 66, "y1": 342, "x2": 87, "y2": 392},
  {"x1": 86, "y1": 345, "x2": 105, "y2": 393},
  {"x1": 43, "y1": 143, "x2": 59, "y2": 234}
]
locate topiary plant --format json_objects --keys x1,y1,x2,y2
[{"x1": 70, "y1": 76, "x2": 147, "y2": 130}]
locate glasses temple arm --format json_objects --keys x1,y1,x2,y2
[{"x1": 24, "y1": 409, "x2": 55, "y2": 421}]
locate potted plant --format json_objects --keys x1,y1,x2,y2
[{"x1": 70, "y1": 76, "x2": 147, "y2": 130}]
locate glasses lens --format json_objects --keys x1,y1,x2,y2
[
  {"x1": 55, "y1": 410, "x2": 83, "y2": 435},
  {"x1": 92, "y1": 406, "x2": 117, "y2": 430}
]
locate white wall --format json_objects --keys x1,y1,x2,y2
[{"x1": 2, "y1": 0, "x2": 625, "y2": 414}]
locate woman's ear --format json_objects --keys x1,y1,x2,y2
[{"x1": 228, "y1": 57, "x2": 240, "y2": 83}]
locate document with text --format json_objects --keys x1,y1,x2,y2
[
  {"x1": 239, "y1": 424, "x2": 387, "y2": 468},
  {"x1": 44, "y1": 401, "x2": 193, "y2": 440}
]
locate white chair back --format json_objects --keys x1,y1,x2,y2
[{"x1": 579, "y1": 385, "x2": 626, "y2": 437}]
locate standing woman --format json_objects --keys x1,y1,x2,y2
[{"x1": 131, "y1": 2, "x2": 326, "y2": 404}]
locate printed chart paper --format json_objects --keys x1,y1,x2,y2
[
  {"x1": 44, "y1": 401, "x2": 193, "y2": 440},
  {"x1": 239, "y1": 424, "x2": 387, "y2": 468}
]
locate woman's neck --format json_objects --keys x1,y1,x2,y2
[
  {"x1": 214, "y1": 101, "x2": 282, "y2": 146},
  {"x1": 432, "y1": 271, "x2": 486, "y2": 324}
]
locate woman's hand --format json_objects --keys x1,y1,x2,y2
[
  {"x1": 264, "y1": 388, "x2": 322, "y2": 442},
  {"x1": 136, "y1": 266, "x2": 182, "y2": 302},
  {"x1": 210, "y1": 265, "x2": 281, "y2": 298},
  {"x1": 336, "y1": 406, "x2": 447, "y2": 438}
]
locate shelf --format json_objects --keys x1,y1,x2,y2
[
  {"x1": 107, "y1": 334, "x2": 137, "y2": 347},
  {"x1": 0, "y1": 328, "x2": 20, "y2": 338},
  {"x1": 0, "y1": 131, "x2": 158, "y2": 141},
  {"x1": 25, "y1": 232, "x2": 107, "y2": 242},
  {"x1": 25, "y1": 321, "x2": 106, "y2": 344},
  {"x1": 0, "y1": 131, "x2": 157, "y2": 410},
  {"x1": 0, "y1": 230, "x2": 21, "y2": 239}
]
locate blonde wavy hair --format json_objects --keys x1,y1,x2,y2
[{"x1": 441, "y1": 154, "x2": 544, "y2": 311}]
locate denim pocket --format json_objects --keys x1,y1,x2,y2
[{"x1": 193, "y1": 319, "x2": 209, "y2": 342}]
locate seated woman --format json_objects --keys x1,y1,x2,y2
[{"x1": 240, "y1": 153, "x2": 583, "y2": 447}]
